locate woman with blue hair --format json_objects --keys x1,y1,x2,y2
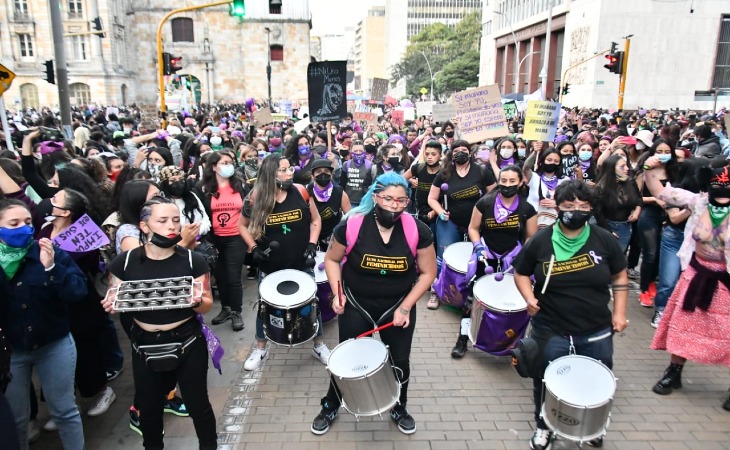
[{"x1": 310, "y1": 172, "x2": 437, "y2": 436}]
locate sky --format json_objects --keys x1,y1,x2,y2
[{"x1": 309, "y1": 0, "x2": 385, "y2": 36}]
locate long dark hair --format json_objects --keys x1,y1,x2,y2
[
  {"x1": 119, "y1": 179, "x2": 158, "y2": 225},
  {"x1": 441, "y1": 139, "x2": 471, "y2": 181},
  {"x1": 536, "y1": 148, "x2": 564, "y2": 177},
  {"x1": 160, "y1": 177, "x2": 201, "y2": 224},
  {"x1": 57, "y1": 164, "x2": 110, "y2": 224},
  {"x1": 200, "y1": 150, "x2": 243, "y2": 198},
  {"x1": 637, "y1": 138, "x2": 678, "y2": 183},
  {"x1": 147, "y1": 147, "x2": 174, "y2": 167},
  {"x1": 283, "y1": 134, "x2": 311, "y2": 160}
]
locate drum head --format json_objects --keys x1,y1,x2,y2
[
  {"x1": 544, "y1": 355, "x2": 616, "y2": 407},
  {"x1": 473, "y1": 274, "x2": 526, "y2": 312},
  {"x1": 314, "y1": 251, "x2": 328, "y2": 283},
  {"x1": 443, "y1": 242, "x2": 472, "y2": 274},
  {"x1": 260, "y1": 269, "x2": 317, "y2": 308},
  {"x1": 328, "y1": 338, "x2": 388, "y2": 378}
]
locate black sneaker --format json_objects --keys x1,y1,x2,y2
[
  {"x1": 163, "y1": 396, "x2": 189, "y2": 417},
  {"x1": 231, "y1": 311, "x2": 244, "y2": 332},
  {"x1": 106, "y1": 368, "x2": 123, "y2": 382},
  {"x1": 390, "y1": 403, "x2": 416, "y2": 434},
  {"x1": 246, "y1": 268, "x2": 258, "y2": 280},
  {"x1": 451, "y1": 334, "x2": 468, "y2": 359},
  {"x1": 129, "y1": 406, "x2": 142, "y2": 436},
  {"x1": 723, "y1": 393, "x2": 730, "y2": 412},
  {"x1": 529, "y1": 428, "x2": 552, "y2": 450},
  {"x1": 211, "y1": 306, "x2": 232, "y2": 325},
  {"x1": 586, "y1": 436, "x2": 604, "y2": 447},
  {"x1": 311, "y1": 400, "x2": 339, "y2": 435}
]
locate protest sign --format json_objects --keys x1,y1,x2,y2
[
  {"x1": 307, "y1": 61, "x2": 347, "y2": 122},
  {"x1": 432, "y1": 103, "x2": 456, "y2": 123},
  {"x1": 503, "y1": 101, "x2": 518, "y2": 120},
  {"x1": 451, "y1": 85, "x2": 509, "y2": 143},
  {"x1": 371, "y1": 78, "x2": 389, "y2": 103},
  {"x1": 52, "y1": 214, "x2": 109, "y2": 253},
  {"x1": 523, "y1": 100, "x2": 561, "y2": 142},
  {"x1": 396, "y1": 106, "x2": 415, "y2": 121},
  {"x1": 280, "y1": 100, "x2": 293, "y2": 117},
  {"x1": 416, "y1": 101, "x2": 436, "y2": 117},
  {"x1": 294, "y1": 117, "x2": 311, "y2": 133},
  {"x1": 353, "y1": 111, "x2": 377, "y2": 125},
  {"x1": 391, "y1": 110, "x2": 404, "y2": 128},
  {"x1": 139, "y1": 104, "x2": 158, "y2": 131},
  {"x1": 253, "y1": 107, "x2": 274, "y2": 126}
]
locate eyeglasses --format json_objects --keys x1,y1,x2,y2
[
  {"x1": 376, "y1": 194, "x2": 410, "y2": 206},
  {"x1": 277, "y1": 167, "x2": 296, "y2": 174}
]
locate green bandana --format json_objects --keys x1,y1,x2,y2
[
  {"x1": 709, "y1": 205, "x2": 730, "y2": 228},
  {"x1": 0, "y1": 242, "x2": 31, "y2": 279},
  {"x1": 551, "y1": 223, "x2": 590, "y2": 262}
]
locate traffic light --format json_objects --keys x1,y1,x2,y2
[
  {"x1": 43, "y1": 60, "x2": 55, "y2": 84},
  {"x1": 230, "y1": 0, "x2": 245, "y2": 17},
  {"x1": 92, "y1": 17, "x2": 105, "y2": 38},
  {"x1": 562, "y1": 83, "x2": 570, "y2": 95},
  {"x1": 604, "y1": 42, "x2": 624, "y2": 75},
  {"x1": 162, "y1": 53, "x2": 183, "y2": 75}
]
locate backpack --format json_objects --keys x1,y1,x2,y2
[{"x1": 343, "y1": 213, "x2": 419, "y2": 264}]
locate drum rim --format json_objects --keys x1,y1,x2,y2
[
  {"x1": 327, "y1": 338, "x2": 389, "y2": 379},
  {"x1": 473, "y1": 274, "x2": 528, "y2": 313},
  {"x1": 543, "y1": 355, "x2": 617, "y2": 406},
  {"x1": 260, "y1": 269, "x2": 317, "y2": 307},
  {"x1": 443, "y1": 242, "x2": 472, "y2": 274}
]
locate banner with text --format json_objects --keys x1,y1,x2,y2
[
  {"x1": 503, "y1": 101, "x2": 518, "y2": 120},
  {"x1": 52, "y1": 214, "x2": 110, "y2": 253},
  {"x1": 307, "y1": 61, "x2": 348, "y2": 123},
  {"x1": 432, "y1": 103, "x2": 455, "y2": 123},
  {"x1": 451, "y1": 85, "x2": 509, "y2": 143},
  {"x1": 523, "y1": 100, "x2": 561, "y2": 142},
  {"x1": 371, "y1": 78, "x2": 390, "y2": 103}
]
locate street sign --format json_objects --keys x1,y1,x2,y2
[
  {"x1": 0, "y1": 64, "x2": 16, "y2": 96},
  {"x1": 420, "y1": 87, "x2": 428, "y2": 95},
  {"x1": 694, "y1": 89, "x2": 730, "y2": 98}
]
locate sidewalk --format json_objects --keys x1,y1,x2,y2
[{"x1": 31, "y1": 277, "x2": 730, "y2": 449}]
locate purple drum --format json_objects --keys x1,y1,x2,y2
[
  {"x1": 432, "y1": 242, "x2": 473, "y2": 308},
  {"x1": 315, "y1": 251, "x2": 336, "y2": 322}
]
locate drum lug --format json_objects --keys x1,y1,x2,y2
[
  {"x1": 288, "y1": 333, "x2": 293, "y2": 343},
  {"x1": 286, "y1": 311, "x2": 291, "y2": 321}
]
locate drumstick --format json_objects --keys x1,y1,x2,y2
[
  {"x1": 357, "y1": 321, "x2": 394, "y2": 338},
  {"x1": 541, "y1": 254, "x2": 555, "y2": 295}
]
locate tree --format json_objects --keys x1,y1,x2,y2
[{"x1": 435, "y1": 49, "x2": 480, "y2": 96}]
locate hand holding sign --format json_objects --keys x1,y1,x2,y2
[{"x1": 52, "y1": 214, "x2": 110, "y2": 253}]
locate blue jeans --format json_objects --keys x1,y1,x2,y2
[
  {"x1": 6, "y1": 334, "x2": 84, "y2": 450},
  {"x1": 638, "y1": 207, "x2": 664, "y2": 291},
  {"x1": 655, "y1": 226, "x2": 684, "y2": 311},
  {"x1": 607, "y1": 220, "x2": 632, "y2": 253},
  {"x1": 255, "y1": 270, "x2": 323, "y2": 342},
  {"x1": 530, "y1": 324, "x2": 614, "y2": 429},
  {"x1": 435, "y1": 219, "x2": 465, "y2": 272}
]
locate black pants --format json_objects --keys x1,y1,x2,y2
[
  {"x1": 627, "y1": 221, "x2": 641, "y2": 269},
  {"x1": 323, "y1": 298, "x2": 416, "y2": 408},
  {"x1": 0, "y1": 391, "x2": 20, "y2": 450},
  {"x1": 211, "y1": 235, "x2": 246, "y2": 312},
  {"x1": 131, "y1": 319, "x2": 217, "y2": 450},
  {"x1": 69, "y1": 298, "x2": 107, "y2": 398}
]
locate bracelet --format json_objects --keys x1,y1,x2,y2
[{"x1": 399, "y1": 307, "x2": 410, "y2": 315}]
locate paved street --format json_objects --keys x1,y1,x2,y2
[{"x1": 30, "y1": 278, "x2": 730, "y2": 450}]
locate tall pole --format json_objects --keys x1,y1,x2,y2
[
  {"x1": 265, "y1": 28, "x2": 272, "y2": 107},
  {"x1": 48, "y1": 0, "x2": 72, "y2": 138},
  {"x1": 494, "y1": 11, "x2": 519, "y2": 94},
  {"x1": 540, "y1": 1, "x2": 553, "y2": 99},
  {"x1": 617, "y1": 36, "x2": 631, "y2": 110},
  {"x1": 420, "y1": 51, "x2": 434, "y2": 101}
]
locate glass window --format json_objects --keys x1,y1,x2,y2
[
  {"x1": 68, "y1": 0, "x2": 83, "y2": 18},
  {"x1": 14, "y1": 0, "x2": 28, "y2": 15},
  {"x1": 171, "y1": 17, "x2": 194, "y2": 42},
  {"x1": 69, "y1": 36, "x2": 89, "y2": 61},
  {"x1": 20, "y1": 83, "x2": 38, "y2": 110},
  {"x1": 69, "y1": 83, "x2": 91, "y2": 106},
  {"x1": 713, "y1": 16, "x2": 730, "y2": 88},
  {"x1": 18, "y1": 34, "x2": 33, "y2": 58},
  {"x1": 270, "y1": 45, "x2": 284, "y2": 61}
]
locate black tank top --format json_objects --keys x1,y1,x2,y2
[
  {"x1": 307, "y1": 184, "x2": 344, "y2": 242},
  {"x1": 259, "y1": 186, "x2": 312, "y2": 273}
]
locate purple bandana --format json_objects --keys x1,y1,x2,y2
[
  {"x1": 297, "y1": 155, "x2": 312, "y2": 170},
  {"x1": 499, "y1": 157, "x2": 515, "y2": 169},
  {"x1": 540, "y1": 174, "x2": 558, "y2": 192},
  {"x1": 196, "y1": 314, "x2": 224, "y2": 374},
  {"x1": 579, "y1": 159, "x2": 591, "y2": 178},
  {"x1": 312, "y1": 183, "x2": 333, "y2": 202},
  {"x1": 39, "y1": 141, "x2": 64, "y2": 155},
  {"x1": 494, "y1": 194, "x2": 520, "y2": 224}
]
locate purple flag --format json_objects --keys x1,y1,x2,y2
[
  {"x1": 473, "y1": 309, "x2": 530, "y2": 356},
  {"x1": 196, "y1": 313, "x2": 224, "y2": 374}
]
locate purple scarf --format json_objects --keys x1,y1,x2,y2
[
  {"x1": 499, "y1": 157, "x2": 515, "y2": 169},
  {"x1": 481, "y1": 240, "x2": 523, "y2": 272},
  {"x1": 579, "y1": 159, "x2": 591, "y2": 178},
  {"x1": 494, "y1": 194, "x2": 519, "y2": 224},
  {"x1": 540, "y1": 173, "x2": 558, "y2": 191},
  {"x1": 297, "y1": 155, "x2": 312, "y2": 170},
  {"x1": 312, "y1": 182, "x2": 333, "y2": 202},
  {"x1": 196, "y1": 314, "x2": 224, "y2": 374}
]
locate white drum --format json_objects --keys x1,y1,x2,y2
[
  {"x1": 327, "y1": 338, "x2": 400, "y2": 417},
  {"x1": 442, "y1": 241, "x2": 472, "y2": 274},
  {"x1": 541, "y1": 355, "x2": 616, "y2": 442},
  {"x1": 469, "y1": 274, "x2": 529, "y2": 355}
]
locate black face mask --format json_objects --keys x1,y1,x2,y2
[
  {"x1": 365, "y1": 144, "x2": 378, "y2": 154},
  {"x1": 499, "y1": 184, "x2": 519, "y2": 198},
  {"x1": 314, "y1": 173, "x2": 332, "y2": 187},
  {"x1": 445, "y1": 131, "x2": 455, "y2": 138},
  {"x1": 167, "y1": 180, "x2": 186, "y2": 197},
  {"x1": 149, "y1": 232, "x2": 182, "y2": 248},
  {"x1": 709, "y1": 187, "x2": 730, "y2": 207},
  {"x1": 387, "y1": 156, "x2": 401, "y2": 167},
  {"x1": 427, "y1": 160, "x2": 441, "y2": 168},
  {"x1": 542, "y1": 163, "x2": 560, "y2": 174},
  {"x1": 374, "y1": 204, "x2": 403, "y2": 229},
  {"x1": 558, "y1": 210, "x2": 592, "y2": 230},
  {"x1": 453, "y1": 152, "x2": 469, "y2": 165},
  {"x1": 277, "y1": 179, "x2": 293, "y2": 191},
  {"x1": 340, "y1": 149, "x2": 350, "y2": 158},
  {"x1": 313, "y1": 144, "x2": 328, "y2": 156}
]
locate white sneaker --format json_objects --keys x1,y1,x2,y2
[
  {"x1": 312, "y1": 343, "x2": 331, "y2": 365},
  {"x1": 28, "y1": 419, "x2": 41, "y2": 442},
  {"x1": 87, "y1": 386, "x2": 117, "y2": 417},
  {"x1": 43, "y1": 419, "x2": 58, "y2": 432},
  {"x1": 530, "y1": 428, "x2": 552, "y2": 450},
  {"x1": 244, "y1": 347, "x2": 269, "y2": 371}
]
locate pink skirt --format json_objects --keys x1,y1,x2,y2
[{"x1": 651, "y1": 256, "x2": 730, "y2": 367}]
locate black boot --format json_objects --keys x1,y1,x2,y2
[
  {"x1": 451, "y1": 335, "x2": 468, "y2": 359},
  {"x1": 723, "y1": 391, "x2": 730, "y2": 412},
  {"x1": 653, "y1": 363, "x2": 683, "y2": 395}
]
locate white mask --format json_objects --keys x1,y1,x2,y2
[
  {"x1": 500, "y1": 148, "x2": 514, "y2": 159},
  {"x1": 393, "y1": 143, "x2": 403, "y2": 151},
  {"x1": 636, "y1": 141, "x2": 646, "y2": 151},
  {"x1": 210, "y1": 136, "x2": 222, "y2": 147}
]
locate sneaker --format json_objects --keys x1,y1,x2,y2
[
  {"x1": 648, "y1": 282, "x2": 657, "y2": 297},
  {"x1": 529, "y1": 428, "x2": 552, "y2": 450},
  {"x1": 246, "y1": 267, "x2": 258, "y2": 280},
  {"x1": 312, "y1": 343, "x2": 331, "y2": 365},
  {"x1": 106, "y1": 368, "x2": 123, "y2": 382},
  {"x1": 311, "y1": 400, "x2": 339, "y2": 435},
  {"x1": 231, "y1": 311, "x2": 244, "y2": 332},
  {"x1": 651, "y1": 310, "x2": 664, "y2": 328},
  {"x1": 211, "y1": 306, "x2": 232, "y2": 325},
  {"x1": 586, "y1": 436, "x2": 604, "y2": 447},
  {"x1": 244, "y1": 347, "x2": 269, "y2": 371},
  {"x1": 28, "y1": 419, "x2": 40, "y2": 442},
  {"x1": 164, "y1": 396, "x2": 189, "y2": 417},
  {"x1": 87, "y1": 386, "x2": 117, "y2": 417},
  {"x1": 451, "y1": 334, "x2": 468, "y2": 359},
  {"x1": 723, "y1": 393, "x2": 730, "y2": 412},
  {"x1": 638, "y1": 291, "x2": 654, "y2": 308},
  {"x1": 43, "y1": 419, "x2": 58, "y2": 432},
  {"x1": 129, "y1": 406, "x2": 142, "y2": 436},
  {"x1": 427, "y1": 292, "x2": 439, "y2": 310},
  {"x1": 390, "y1": 403, "x2": 416, "y2": 434},
  {"x1": 627, "y1": 268, "x2": 640, "y2": 280}
]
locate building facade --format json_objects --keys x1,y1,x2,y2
[
  {"x1": 0, "y1": 0, "x2": 312, "y2": 110},
  {"x1": 353, "y1": 6, "x2": 386, "y2": 95},
  {"x1": 479, "y1": 0, "x2": 730, "y2": 109}
]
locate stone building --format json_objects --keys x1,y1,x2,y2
[{"x1": 0, "y1": 0, "x2": 312, "y2": 110}]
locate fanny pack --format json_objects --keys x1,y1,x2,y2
[
  {"x1": 133, "y1": 334, "x2": 198, "y2": 372},
  {"x1": 511, "y1": 336, "x2": 541, "y2": 379}
]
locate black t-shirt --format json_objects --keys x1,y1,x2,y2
[
  {"x1": 475, "y1": 194, "x2": 536, "y2": 254},
  {"x1": 108, "y1": 247, "x2": 208, "y2": 325},
  {"x1": 334, "y1": 214, "x2": 433, "y2": 314},
  {"x1": 307, "y1": 183, "x2": 344, "y2": 242},
  {"x1": 513, "y1": 225, "x2": 626, "y2": 335},
  {"x1": 290, "y1": 155, "x2": 320, "y2": 185},
  {"x1": 243, "y1": 186, "x2": 311, "y2": 273},
  {"x1": 432, "y1": 164, "x2": 495, "y2": 228},
  {"x1": 412, "y1": 163, "x2": 440, "y2": 221}
]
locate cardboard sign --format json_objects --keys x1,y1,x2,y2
[
  {"x1": 280, "y1": 100, "x2": 293, "y2": 117},
  {"x1": 347, "y1": 102, "x2": 356, "y2": 113},
  {"x1": 371, "y1": 78, "x2": 389, "y2": 102},
  {"x1": 416, "y1": 101, "x2": 436, "y2": 117},
  {"x1": 503, "y1": 101, "x2": 518, "y2": 120},
  {"x1": 253, "y1": 107, "x2": 274, "y2": 126},
  {"x1": 391, "y1": 110, "x2": 404, "y2": 128},
  {"x1": 139, "y1": 104, "x2": 159, "y2": 132},
  {"x1": 307, "y1": 61, "x2": 348, "y2": 123},
  {"x1": 523, "y1": 100, "x2": 562, "y2": 142},
  {"x1": 353, "y1": 111, "x2": 377, "y2": 124},
  {"x1": 293, "y1": 117, "x2": 311, "y2": 133},
  {"x1": 52, "y1": 214, "x2": 109, "y2": 253},
  {"x1": 396, "y1": 106, "x2": 415, "y2": 121},
  {"x1": 432, "y1": 102, "x2": 456, "y2": 123},
  {"x1": 451, "y1": 85, "x2": 509, "y2": 144}
]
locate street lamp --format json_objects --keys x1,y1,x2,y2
[
  {"x1": 516, "y1": 51, "x2": 539, "y2": 93},
  {"x1": 493, "y1": 10, "x2": 521, "y2": 94},
  {"x1": 420, "y1": 51, "x2": 434, "y2": 101},
  {"x1": 264, "y1": 27, "x2": 272, "y2": 107}
]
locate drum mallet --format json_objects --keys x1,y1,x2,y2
[
  {"x1": 357, "y1": 321, "x2": 394, "y2": 338},
  {"x1": 440, "y1": 183, "x2": 449, "y2": 212},
  {"x1": 263, "y1": 240, "x2": 280, "y2": 257}
]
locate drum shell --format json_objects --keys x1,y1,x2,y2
[
  {"x1": 260, "y1": 269, "x2": 319, "y2": 347},
  {"x1": 314, "y1": 252, "x2": 336, "y2": 322},
  {"x1": 469, "y1": 274, "x2": 529, "y2": 355},
  {"x1": 434, "y1": 242, "x2": 473, "y2": 308},
  {"x1": 327, "y1": 338, "x2": 400, "y2": 417}
]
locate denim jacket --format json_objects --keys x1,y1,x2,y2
[{"x1": 0, "y1": 242, "x2": 88, "y2": 352}]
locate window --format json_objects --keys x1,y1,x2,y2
[
  {"x1": 68, "y1": 0, "x2": 83, "y2": 18},
  {"x1": 18, "y1": 34, "x2": 33, "y2": 58},
  {"x1": 713, "y1": 16, "x2": 730, "y2": 88},
  {"x1": 20, "y1": 83, "x2": 38, "y2": 110},
  {"x1": 14, "y1": 0, "x2": 28, "y2": 15},
  {"x1": 69, "y1": 35, "x2": 89, "y2": 61},
  {"x1": 171, "y1": 17, "x2": 194, "y2": 42},
  {"x1": 69, "y1": 83, "x2": 91, "y2": 106},
  {"x1": 269, "y1": 1, "x2": 282, "y2": 14},
  {"x1": 270, "y1": 45, "x2": 283, "y2": 61}
]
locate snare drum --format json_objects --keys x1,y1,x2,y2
[
  {"x1": 469, "y1": 274, "x2": 530, "y2": 356},
  {"x1": 314, "y1": 251, "x2": 336, "y2": 323},
  {"x1": 259, "y1": 269, "x2": 318, "y2": 346},
  {"x1": 432, "y1": 242, "x2": 473, "y2": 307},
  {"x1": 328, "y1": 338, "x2": 400, "y2": 417},
  {"x1": 542, "y1": 355, "x2": 616, "y2": 442}
]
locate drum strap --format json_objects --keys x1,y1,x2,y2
[
  {"x1": 344, "y1": 284, "x2": 406, "y2": 328},
  {"x1": 343, "y1": 213, "x2": 418, "y2": 265}
]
